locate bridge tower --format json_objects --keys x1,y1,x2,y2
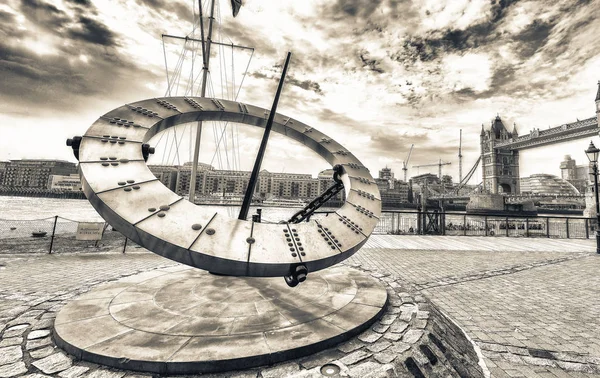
[{"x1": 480, "y1": 115, "x2": 520, "y2": 194}]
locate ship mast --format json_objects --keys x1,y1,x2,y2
[{"x1": 189, "y1": 0, "x2": 216, "y2": 202}]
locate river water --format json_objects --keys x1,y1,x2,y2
[
  {"x1": 0, "y1": 196, "x2": 332, "y2": 223},
  {"x1": 0, "y1": 196, "x2": 343, "y2": 239}
]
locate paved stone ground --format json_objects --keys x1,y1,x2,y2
[
  {"x1": 0, "y1": 250, "x2": 459, "y2": 377},
  {"x1": 1, "y1": 235, "x2": 599, "y2": 377},
  {"x1": 352, "y1": 236, "x2": 600, "y2": 378}
]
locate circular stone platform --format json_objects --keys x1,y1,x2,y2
[{"x1": 53, "y1": 265, "x2": 387, "y2": 374}]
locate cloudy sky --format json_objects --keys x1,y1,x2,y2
[{"x1": 1, "y1": 0, "x2": 600, "y2": 183}]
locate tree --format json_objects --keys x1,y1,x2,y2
[{"x1": 441, "y1": 175, "x2": 453, "y2": 188}]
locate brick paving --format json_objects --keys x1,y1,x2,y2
[
  {"x1": 1, "y1": 235, "x2": 599, "y2": 377},
  {"x1": 351, "y1": 236, "x2": 600, "y2": 377},
  {"x1": 421, "y1": 255, "x2": 600, "y2": 377}
]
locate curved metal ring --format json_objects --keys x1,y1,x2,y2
[{"x1": 77, "y1": 97, "x2": 381, "y2": 277}]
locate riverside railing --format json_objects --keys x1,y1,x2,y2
[
  {"x1": 0, "y1": 216, "x2": 138, "y2": 254},
  {"x1": 374, "y1": 210, "x2": 593, "y2": 239},
  {"x1": 0, "y1": 210, "x2": 594, "y2": 254}
]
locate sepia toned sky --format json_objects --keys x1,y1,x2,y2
[{"x1": 1, "y1": 0, "x2": 600, "y2": 183}]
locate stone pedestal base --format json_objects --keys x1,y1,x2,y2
[{"x1": 53, "y1": 265, "x2": 387, "y2": 374}]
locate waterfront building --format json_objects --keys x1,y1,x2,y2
[
  {"x1": 0, "y1": 161, "x2": 7, "y2": 185},
  {"x1": 378, "y1": 167, "x2": 394, "y2": 181},
  {"x1": 395, "y1": 181, "x2": 409, "y2": 200},
  {"x1": 1, "y1": 160, "x2": 77, "y2": 189},
  {"x1": 378, "y1": 180, "x2": 409, "y2": 206},
  {"x1": 268, "y1": 172, "x2": 319, "y2": 199},
  {"x1": 148, "y1": 165, "x2": 179, "y2": 191},
  {"x1": 559, "y1": 155, "x2": 590, "y2": 194},
  {"x1": 49, "y1": 174, "x2": 82, "y2": 191},
  {"x1": 520, "y1": 174, "x2": 580, "y2": 196},
  {"x1": 375, "y1": 178, "x2": 408, "y2": 199},
  {"x1": 375, "y1": 178, "x2": 389, "y2": 193},
  {"x1": 375, "y1": 166, "x2": 409, "y2": 206},
  {"x1": 410, "y1": 173, "x2": 440, "y2": 186},
  {"x1": 174, "y1": 162, "x2": 332, "y2": 202},
  {"x1": 256, "y1": 169, "x2": 272, "y2": 197},
  {"x1": 175, "y1": 162, "x2": 215, "y2": 195},
  {"x1": 203, "y1": 169, "x2": 250, "y2": 197},
  {"x1": 317, "y1": 169, "x2": 344, "y2": 201}
]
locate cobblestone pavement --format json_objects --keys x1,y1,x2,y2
[
  {"x1": 0, "y1": 250, "x2": 462, "y2": 378},
  {"x1": 349, "y1": 237, "x2": 600, "y2": 378},
  {"x1": 1, "y1": 236, "x2": 599, "y2": 377}
]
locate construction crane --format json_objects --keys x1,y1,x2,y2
[
  {"x1": 458, "y1": 129, "x2": 463, "y2": 183},
  {"x1": 412, "y1": 159, "x2": 452, "y2": 179},
  {"x1": 402, "y1": 144, "x2": 414, "y2": 182}
]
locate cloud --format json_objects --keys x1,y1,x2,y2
[
  {"x1": 249, "y1": 71, "x2": 323, "y2": 95},
  {"x1": 67, "y1": 0, "x2": 93, "y2": 6},
  {"x1": 359, "y1": 51, "x2": 384, "y2": 73},
  {"x1": 219, "y1": 22, "x2": 278, "y2": 57},
  {"x1": 0, "y1": 9, "x2": 16, "y2": 23},
  {"x1": 20, "y1": 0, "x2": 70, "y2": 31},
  {"x1": 19, "y1": 0, "x2": 120, "y2": 47},
  {"x1": 1, "y1": 0, "x2": 600, "y2": 181},
  {"x1": 389, "y1": 0, "x2": 521, "y2": 67},
  {"x1": 442, "y1": 53, "x2": 492, "y2": 92},
  {"x1": 0, "y1": 9, "x2": 24, "y2": 39},
  {"x1": 134, "y1": 0, "x2": 192, "y2": 22},
  {"x1": 0, "y1": 40, "x2": 160, "y2": 114},
  {"x1": 317, "y1": 108, "x2": 365, "y2": 133},
  {"x1": 328, "y1": 0, "x2": 385, "y2": 19},
  {"x1": 370, "y1": 129, "x2": 429, "y2": 156},
  {"x1": 68, "y1": 16, "x2": 118, "y2": 46},
  {"x1": 0, "y1": 0, "x2": 161, "y2": 114},
  {"x1": 420, "y1": 0, "x2": 492, "y2": 32},
  {"x1": 513, "y1": 18, "x2": 557, "y2": 59},
  {"x1": 287, "y1": 77, "x2": 323, "y2": 95}
]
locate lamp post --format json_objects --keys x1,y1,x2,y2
[{"x1": 585, "y1": 141, "x2": 600, "y2": 254}]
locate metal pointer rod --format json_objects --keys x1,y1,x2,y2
[{"x1": 238, "y1": 52, "x2": 292, "y2": 220}]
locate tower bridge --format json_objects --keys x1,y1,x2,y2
[
  {"x1": 480, "y1": 82, "x2": 600, "y2": 194},
  {"x1": 494, "y1": 117, "x2": 597, "y2": 151}
]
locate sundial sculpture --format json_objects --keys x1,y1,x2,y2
[{"x1": 67, "y1": 53, "x2": 381, "y2": 286}]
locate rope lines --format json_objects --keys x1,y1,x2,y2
[{"x1": 157, "y1": 0, "x2": 254, "y2": 210}]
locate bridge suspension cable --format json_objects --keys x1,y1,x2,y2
[{"x1": 454, "y1": 156, "x2": 481, "y2": 194}]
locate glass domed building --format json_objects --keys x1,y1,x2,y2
[{"x1": 520, "y1": 174, "x2": 581, "y2": 196}]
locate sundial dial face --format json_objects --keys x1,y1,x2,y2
[{"x1": 70, "y1": 96, "x2": 381, "y2": 280}]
